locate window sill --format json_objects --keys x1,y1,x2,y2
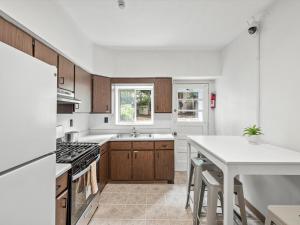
[{"x1": 116, "y1": 122, "x2": 154, "y2": 126}]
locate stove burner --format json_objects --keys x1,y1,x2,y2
[{"x1": 56, "y1": 142, "x2": 99, "y2": 163}]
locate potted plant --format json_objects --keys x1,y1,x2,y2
[{"x1": 243, "y1": 125, "x2": 263, "y2": 144}]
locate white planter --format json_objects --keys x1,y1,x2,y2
[{"x1": 246, "y1": 135, "x2": 260, "y2": 144}]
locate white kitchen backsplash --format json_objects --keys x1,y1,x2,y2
[
  {"x1": 56, "y1": 113, "x2": 90, "y2": 136},
  {"x1": 89, "y1": 113, "x2": 173, "y2": 134}
]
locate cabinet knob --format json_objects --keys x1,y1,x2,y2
[{"x1": 62, "y1": 198, "x2": 67, "y2": 209}]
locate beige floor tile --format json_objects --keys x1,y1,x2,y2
[
  {"x1": 100, "y1": 192, "x2": 127, "y2": 204},
  {"x1": 147, "y1": 184, "x2": 171, "y2": 193},
  {"x1": 168, "y1": 206, "x2": 192, "y2": 220},
  {"x1": 169, "y1": 220, "x2": 193, "y2": 225},
  {"x1": 89, "y1": 218, "x2": 123, "y2": 225},
  {"x1": 165, "y1": 185, "x2": 186, "y2": 195},
  {"x1": 146, "y1": 220, "x2": 170, "y2": 225},
  {"x1": 127, "y1": 184, "x2": 148, "y2": 193},
  {"x1": 174, "y1": 172, "x2": 188, "y2": 184},
  {"x1": 146, "y1": 205, "x2": 169, "y2": 220},
  {"x1": 165, "y1": 194, "x2": 186, "y2": 207},
  {"x1": 122, "y1": 205, "x2": 147, "y2": 220},
  {"x1": 126, "y1": 193, "x2": 147, "y2": 204},
  {"x1": 104, "y1": 184, "x2": 131, "y2": 193},
  {"x1": 94, "y1": 205, "x2": 126, "y2": 219},
  {"x1": 146, "y1": 193, "x2": 166, "y2": 205},
  {"x1": 121, "y1": 220, "x2": 147, "y2": 225}
]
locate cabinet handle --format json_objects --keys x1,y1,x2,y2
[
  {"x1": 106, "y1": 105, "x2": 109, "y2": 112},
  {"x1": 127, "y1": 153, "x2": 130, "y2": 159},
  {"x1": 157, "y1": 152, "x2": 160, "y2": 159},
  {"x1": 62, "y1": 198, "x2": 67, "y2": 209},
  {"x1": 56, "y1": 184, "x2": 61, "y2": 191},
  {"x1": 59, "y1": 77, "x2": 64, "y2": 84},
  {"x1": 162, "y1": 144, "x2": 167, "y2": 148},
  {"x1": 134, "y1": 151, "x2": 138, "y2": 159}
]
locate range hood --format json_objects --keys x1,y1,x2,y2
[{"x1": 57, "y1": 88, "x2": 81, "y2": 104}]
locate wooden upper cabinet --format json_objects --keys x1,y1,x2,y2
[
  {"x1": 0, "y1": 17, "x2": 33, "y2": 55},
  {"x1": 92, "y1": 75, "x2": 111, "y2": 113},
  {"x1": 154, "y1": 78, "x2": 172, "y2": 113},
  {"x1": 34, "y1": 40, "x2": 57, "y2": 66},
  {"x1": 75, "y1": 66, "x2": 91, "y2": 113},
  {"x1": 58, "y1": 55, "x2": 74, "y2": 91}
]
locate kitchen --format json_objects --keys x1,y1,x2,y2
[{"x1": 1, "y1": 1, "x2": 300, "y2": 225}]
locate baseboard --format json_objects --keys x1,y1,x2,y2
[{"x1": 245, "y1": 199, "x2": 266, "y2": 223}]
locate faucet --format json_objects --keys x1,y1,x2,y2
[{"x1": 131, "y1": 126, "x2": 138, "y2": 137}]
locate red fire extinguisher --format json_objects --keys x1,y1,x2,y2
[{"x1": 210, "y1": 93, "x2": 216, "y2": 109}]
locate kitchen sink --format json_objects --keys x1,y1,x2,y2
[{"x1": 115, "y1": 133, "x2": 153, "y2": 139}]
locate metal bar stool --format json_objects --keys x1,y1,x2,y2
[
  {"x1": 186, "y1": 154, "x2": 215, "y2": 225},
  {"x1": 265, "y1": 205, "x2": 300, "y2": 225},
  {"x1": 197, "y1": 170, "x2": 248, "y2": 225}
]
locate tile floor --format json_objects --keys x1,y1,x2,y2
[{"x1": 90, "y1": 172, "x2": 263, "y2": 225}]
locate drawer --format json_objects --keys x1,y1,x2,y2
[
  {"x1": 155, "y1": 141, "x2": 174, "y2": 150},
  {"x1": 132, "y1": 141, "x2": 154, "y2": 150},
  {"x1": 110, "y1": 141, "x2": 132, "y2": 150},
  {"x1": 56, "y1": 172, "x2": 68, "y2": 196}
]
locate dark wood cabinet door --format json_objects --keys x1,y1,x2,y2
[
  {"x1": 110, "y1": 150, "x2": 131, "y2": 180},
  {"x1": 56, "y1": 189, "x2": 68, "y2": 225},
  {"x1": 154, "y1": 78, "x2": 172, "y2": 113},
  {"x1": 155, "y1": 150, "x2": 174, "y2": 181},
  {"x1": 58, "y1": 55, "x2": 74, "y2": 91},
  {"x1": 75, "y1": 66, "x2": 91, "y2": 112},
  {"x1": 92, "y1": 75, "x2": 111, "y2": 113},
  {"x1": 34, "y1": 40, "x2": 57, "y2": 66},
  {"x1": 132, "y1": 150, "x2": 154, "y2": 180},
  {"x1": 0, "y1": 17, "x2": 33, "y2": 55},
  {"x1": 99, "y1": 145, "x2": 108, "y2": 192}
]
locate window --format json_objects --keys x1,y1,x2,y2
[
  {"x1": 177, "y1": 88, "x2": 204, "y2": 122},
  {"x1": 115, "y1": 85, "x2": 154, "y2": 125}
]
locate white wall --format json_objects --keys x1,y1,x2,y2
[
  {"x1": 110, "y1": 49, "x2": 221, "y2": 78},
  {"x1": 216, "y1": 0, "x2": 300, "y2": 215},
  {"x1": 0, "y1": 0, "x2": 94, "y2": 72},
  {"x1": 56, "y1": 113, "x2": 90, "y2": 136},
  {"x1": 92, "y1": 45, "x2": 115, "y2": 76}
]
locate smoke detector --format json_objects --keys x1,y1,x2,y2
[{"x1": 118, "y1": 0, "x2": 125, "y2": 9}]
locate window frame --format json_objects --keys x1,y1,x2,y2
[{"x1": 115, "y1": 84, "x2": 154, "y2": 125}]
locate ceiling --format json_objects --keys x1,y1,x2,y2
[{"x1": 55, "y1": 0, "x2": 274, "y2": 50}]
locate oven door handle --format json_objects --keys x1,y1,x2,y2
[{"x1": 72, "y1": 155, "x2": 100, "y2": 181}]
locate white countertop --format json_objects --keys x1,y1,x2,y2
[
  {"x1": 56, "y1": 163, "x2": 71, "y2": 178},
  {"x1": 188, "y1": 135, "x2": 300, "y2": 165},
  {"x1": 78, "y1": 133, "x2": 174, "y2": 144}
]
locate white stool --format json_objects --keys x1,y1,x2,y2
[
  {"x1": 265, "y1": 205, "x2": 300, "y2": 225},
  {"x1": 197, "y1": 171, "x2": 248, "y2": 225}
]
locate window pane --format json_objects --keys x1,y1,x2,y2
[
  {"x1": 119, "y1": 89, "x2": 135, "y2": 122},
  {"x1": 136, "y1": 90, "x2": 152, "y2": 122},
  {"x1": 178, "y1": 111, "x2": 203, "y2": 121},
  {"x1": 178, "y1": 91, "x2": 199, "y2": 99},
  {"x1": 178, "y1": 99, "x2": 199, "y2": 110}
]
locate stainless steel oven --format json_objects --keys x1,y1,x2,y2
[{"x1": 71, "y1": 154, "x2": 100, "y2": 225}]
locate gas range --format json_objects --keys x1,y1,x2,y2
[
  {"x1": 56, "y1": 142, "x2": 100, "y2": 175},
  {"x1": 56, "y1": 142, "x2": 100, "y2": 225}
]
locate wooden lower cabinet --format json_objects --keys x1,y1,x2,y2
[
  {"x1": 109, "y1": 141, "x2": 174, "y2": 182},
  {"x1": 56, "y1": 189, "x2": 68, "y2": 225},
  {"x1": 110, "y1": 150, "x2": 132, "y2": 180},
  {"x1": 155, "y1": 150, "x2": 174, "y2": 182},
  {"x1": 99, "y1": 144, "x2": 109, "y2": 192},
  {"x1": 132, "y1": 150, "x2": 154, "y2": 180},
  {"x1": 56, "y1": 171, "x2": 69, "y2": 225}
]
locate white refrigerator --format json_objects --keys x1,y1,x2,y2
[{"x1": 0, "y1": 42, "x2": 57, "y2": 225}]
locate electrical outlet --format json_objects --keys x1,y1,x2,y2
[
  {"x1": 70, "y1": 119, "x2": 73, "y2": 127},
  {"x1": 104, "y1": 117, "x2": 108, "y2": 123}
]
